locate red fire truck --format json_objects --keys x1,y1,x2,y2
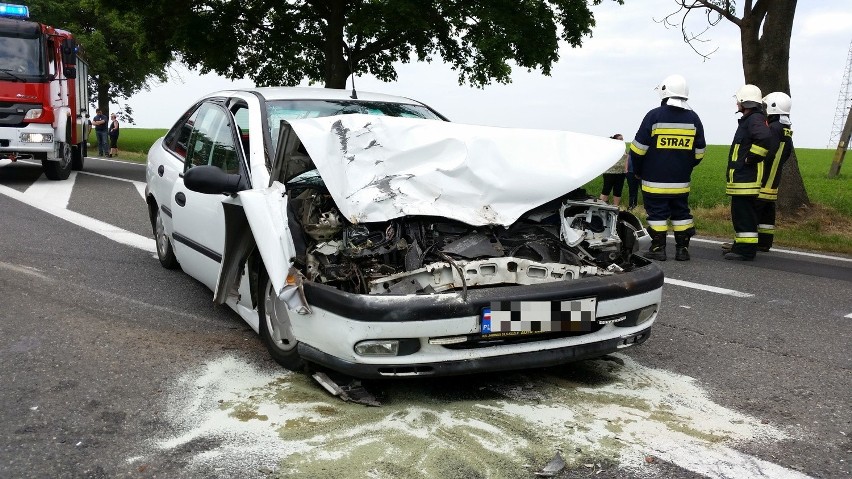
[{"x1": 0, "y1": 3, "x2": 89, "y2": 180}]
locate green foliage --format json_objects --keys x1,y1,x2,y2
[
  {"x1": 112, "y1": 0, "x2": 622, "y2": 88},
  {"x1": 27, "y1": 0, "x2": 173, "y2": 120},
  {"x1": 89, "y1": 128, "x2": 166, "y2": 160}
]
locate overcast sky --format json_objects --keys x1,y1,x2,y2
[{"x1": 125, "y1": 0, "x2": 852, "y2": 149}]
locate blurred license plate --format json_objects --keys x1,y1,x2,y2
[{"x1": 480, "y1": 299, "x2": 597, "y2": 337}]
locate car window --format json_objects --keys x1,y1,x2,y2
[
  {"x1": 232, "y1": 104, "x2": 250, "y2": 158},
  {"x1": 163, "y1": 105, "x2": 200, "y2": 159},
  {"x1": 184, "y1": 103, "x2": 240, "y2": 174}
]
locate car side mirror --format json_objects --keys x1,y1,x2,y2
[{"x1": 184, "y1": 165, "x2": 243, "y2": 195}]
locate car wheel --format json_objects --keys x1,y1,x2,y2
[
  {"x1": 259, "y1": 271, "x2": 304, "y2": 372},
  {"x1": 154, "y1": 206, "x2": 178, "y2": 269}
]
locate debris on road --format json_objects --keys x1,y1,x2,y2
[
  {"x1": 312, "y1": 372, "x2": 381, "y2": 407},
  {"x1": 534, "y1": 451, "x2": 566, "y2": 477}
]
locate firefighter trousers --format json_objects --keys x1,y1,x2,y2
[
  {"x1": 642, "y1": 193, "x2": 695, "y2": 238},
  {"x1": 730, "y1": 195, "x2": 758, "y2": 258},
  {"x1": 754, "y1": 199, "x2": 776, "y2": 250}
]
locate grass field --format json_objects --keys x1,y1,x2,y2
[{"x1": 109, "y1": 128, "x2": 851, "y2": 253}]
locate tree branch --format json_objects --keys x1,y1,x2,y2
[{"x1": 691, "y1": 0, "x2": 741, "y2": 27}]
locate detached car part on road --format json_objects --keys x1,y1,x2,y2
[{"x1": 144, "y1": 87, "x2": 663, "y2": 378}]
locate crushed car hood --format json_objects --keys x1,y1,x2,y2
[{"x1": 287, "y1": 114, "x2": 627, "y2": 226}]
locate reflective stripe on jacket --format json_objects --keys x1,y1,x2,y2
[
  {"x1": 629, "y1": 103, "x2": 706, "y2": 197},
  {"x1": 759, "y1": 120, "x2": 794, "y2": 201},
  {"x1": 726, "y1": 110, "x2": 775, "y2": 196}
]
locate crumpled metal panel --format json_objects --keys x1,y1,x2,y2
[{"x1": 287, "y1": 114, "x2": 626, "y2": 226}]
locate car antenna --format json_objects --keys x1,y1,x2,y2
[{"x1": 346, "y1": 39, "x2": 358, "y2": 99}]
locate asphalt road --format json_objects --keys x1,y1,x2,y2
[{"x1": 0, "y1": 157, "x2": 849, "y2": 479}]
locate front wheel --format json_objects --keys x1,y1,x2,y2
[
  {"x1": 42, "y1": 142, "x2": 72, "y2": 180},
  {"x1": 258, "y1": 270, "x2": 304, "y2": 372},
  {"x1": 153, "y1": 205, "x2": 178, "y2": 269}
]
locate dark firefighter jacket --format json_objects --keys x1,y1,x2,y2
[
  {"x1": 726, "y1": 110, "x2": 775, "y2": 196},
  {"x1": 629, "y1": 103, "x2": 706, "y2": 197},
  {"x1": 759, "y1": 117, "x2": 794, "y2": 201}
]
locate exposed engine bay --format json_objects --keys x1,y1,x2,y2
[{"x1": 287, "y1": 171, "x2": 648, "y2": 296}]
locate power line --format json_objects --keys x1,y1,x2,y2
[{"x1": 828, "y1": 40, "x2": 852, "y2": 149}]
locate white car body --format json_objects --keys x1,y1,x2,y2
[{"x1": 145, "y1": 87, "x2": 663, "y2": 378}]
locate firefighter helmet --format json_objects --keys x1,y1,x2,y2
[
  {"x1": 656, "y1": 74, "x2": 689, "y2": 100},
  {"x1": 735, "y1": 84, "x2": 763, "y2": 108},
  {"x1": 763, "y1": 92, "x2": 792, "y2": 116}
]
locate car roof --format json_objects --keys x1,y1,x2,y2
[{"x1": 205, "y1": 86, "x2": 425, "y2": 106}]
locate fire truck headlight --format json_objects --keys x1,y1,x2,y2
[
  {"x1": 23, "y1": 109, "x2": 43, "y2": 120},
  {"x1": 20, "y1": 133, "x2": 53, "y2": 143}
]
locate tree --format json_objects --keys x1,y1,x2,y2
[
  {"x1": 28, "y1": 0, "x2": 173, "y2": 120},
  {"x1": 114, "y1": 0, "x2": 621, "y2": 89},
  {"x1": 663, "y1": 0, "x2": 809, "y2": 214}
]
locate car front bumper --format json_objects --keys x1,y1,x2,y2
[{"x1": 287, "y1": 257, "x2": 664, "y2": 378}]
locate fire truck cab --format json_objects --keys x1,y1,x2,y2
[{"x1": 0, "y1": 3, "x2": 89, "y2": 180}]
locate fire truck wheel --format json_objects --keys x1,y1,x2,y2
[{"x1": 42, "y1": 142, "x2": 72, "y2": 181}]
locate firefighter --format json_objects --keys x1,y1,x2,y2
[
  {"x1": 723, "y1": 84, "x2": 776, "y2": 261},
  {"x1": 629, "y1": 74, "x2": 706, "y2": 261},
  {"x1": 756, "y1": 92, "x2": 794, "y2": 251}
]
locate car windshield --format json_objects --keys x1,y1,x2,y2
[{"x1": 265, "y1": 99, "x2": 442, "y2": 158}]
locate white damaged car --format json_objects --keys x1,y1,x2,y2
[{"x1": 144, "y1": 87, "x2": 663, "y2": 378}]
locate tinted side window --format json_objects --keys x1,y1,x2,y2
[
  {"x1": 184, "y1": 103, "x2": 239, "y2": 174},
  {"x1": 163, "y1": 104, "x2": 200, "y2": 159}
]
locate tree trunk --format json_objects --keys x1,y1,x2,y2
[
  {"x1": 740, "y1": 0, "x2": 808, "y2": 214},
  {"x1": 776, "y1": 149, "x2": 810, "y2": 212},
  {"x1": 97, "y1": 78, "x2": 110, "y2": 117},
  {"x1": 323, "y1": 0, "x2": 350, "y2": 89}
]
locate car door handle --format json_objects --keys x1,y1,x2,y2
[
  {"x1": 157, "y1": 165, "x2": 164, "y2": 177},
  {"x1": 175, "y1": 192, "x2": 186, "y2": 207}
]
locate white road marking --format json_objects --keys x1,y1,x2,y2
[
  {"x1": 845, "y1": 313, "x2": 852, "y2": 319},
  {"x1": 75, "y1": 170, "x2": 148, "y2": 200},
  {"x1": 0, "y1": 183, "x2": 156, "y2": 253},
  {"x1": 23, "y1": 171, "x2": 77, "y2": 209},
  {"x1": 665, "y1": 277, "x2": 755, "y2": 298},
  {"x1": 691, "y1": 236, "x2": 852, "y2": 263},
  {"x1": 85, "y1": 155, "x2": 145, "y2": 166}
]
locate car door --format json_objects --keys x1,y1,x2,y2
[{"x1": 170, "y1": 101, "x2": 243, "y2": 290}]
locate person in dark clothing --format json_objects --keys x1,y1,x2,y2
[
  {"x1": 755, "y1": 92, "x2": 794, "y2": 251},
  {"x1": 92, "y1": 109, "x2": 108, "y2": 157},
  {"x1": 723, "y1": 84, "x2": 777, "y2": 261},
  {"x1": 108, "y1": 113, "x2": 120, "y2": 157},
  {"x1": 629, "y1": 74, "x2": 706, "y2": 261},
  {"x1": 625, "y1": 153, "x2": 640, "y2": 210},
  {"x1": 599, "y1": 134, "x2": 627, "y2": 206}
]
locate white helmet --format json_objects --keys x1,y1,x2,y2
[
  {"x1": 763, "y1": 92, "x2": 792, "y2": 116},
  {"x1": 735, "y1": 84, "x2": 763, "y2": 107},
  {"x1": 656, "y1": 74, "x2": 689, "y2": 100}
]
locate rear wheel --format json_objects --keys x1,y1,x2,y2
[
  {"x1": 153, "y1": 205, "x2": 178, "y2": 269},
  {"x1": 259, "y1": 270, "x2": 304, "y2": 371},
  {"x1": 71, "y1": 143, "x2": 84, "y2": 170}
]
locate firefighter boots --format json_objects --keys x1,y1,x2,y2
[
  {"x1": 674, "y1": 232, "x2": 691, "y2": 261},
  {"x1": 644, "y1": 231, "x2": 667, "y2": 261}
]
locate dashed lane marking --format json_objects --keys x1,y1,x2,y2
[{"x1": 664, "y1": 277, "x2": 754, "y2": 298}]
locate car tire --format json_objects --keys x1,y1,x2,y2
[
  {"x1": 153, "y1": 205, "x2": 179, "y2": 269},
  {"x1": 258, "y1": 270, "x2": 305, "y2": 372}
]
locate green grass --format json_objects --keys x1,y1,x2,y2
[
  {"x1": 89, "y1": 128, "x2": 167, "y2": 163},
  {"x1": 584, "y1": 145, "x2": 852, "y2": 254}
]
